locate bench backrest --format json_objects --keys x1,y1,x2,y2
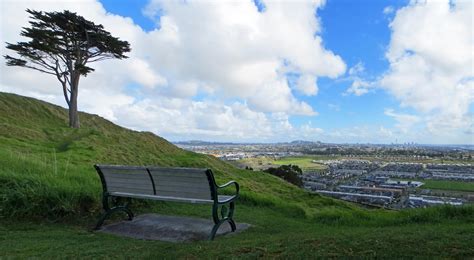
[
  {"x1": 97, "y1": 165, "x2": 155, "y2": 195},
  {"x1": 148, "y1": 167, "x2": 212, "y2": 200},
  {"x1": 95, "y1": 165, "x2": 214, "y2": 200}
]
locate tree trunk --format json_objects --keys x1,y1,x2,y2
[
  {"x1": 68, "y1": 93, "x2": 79, "y2": 128},
  {"x1": 68, "y1": 74, "x2": 80, "y2": 128}
]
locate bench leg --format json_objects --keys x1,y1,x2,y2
[
  {"x1": 94, "y1": 206, "x2": 134, "y2": 230},
  {"x1": 209, "y1": 219, "x2": 226, "y2": 240},
  {"x1": 94, "y1": 195, "x2": 134, "y2": 230},
  {"x1": 209, "y1": 202, "x2": 236, "y2": 240},
  {"x1": 228, "y1": 202, "x2": 236, "y2": 232}
]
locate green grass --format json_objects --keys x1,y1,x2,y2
[
  {"x1": 1, "y1": 92, "x2": 474, "y2": 258},
  {"x1": 393, "y1": 178, "x2": 474, "y2": 192},
  {"x1": 2, "y1": 207, "x2": 474, "y2": 258},
  {"x1": 273, "y1": 156, "x2": 327, "y2": 171},
  {"x1": 237, "y1": 156, "x2": 328, "y2": 172},
  {"x1": 0, "y1": 92, "x2": 349, "y2": 220},
  {"x1": 419, "y1": 179, "x2": 474, "y2": 192}
]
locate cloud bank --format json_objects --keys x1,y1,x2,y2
[
  {"x1": 381, "y1": 0, "x2": 473, "y2": 140},
  {"x1": 0, "y1": 0, "x2": 345, "y2": 141}
]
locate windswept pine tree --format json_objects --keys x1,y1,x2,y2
[{"x1": 4, "y1": 9, "x2": 131, "y2": 128}]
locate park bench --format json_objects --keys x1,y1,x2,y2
[{"x1": 94, "y1": 165, "x2": 240, "y2": 240}]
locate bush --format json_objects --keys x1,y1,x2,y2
[{"x1": 263, "y1": 164, "x2": 303, "y2": 187}]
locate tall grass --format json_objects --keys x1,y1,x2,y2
[
  {"x1": 2, "y1": 146, "x2": 472, "y2": 227},
  {"x1": 0, "y1": 149, "x2": 100, "y2": 218}
]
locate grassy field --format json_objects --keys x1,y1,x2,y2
[
  {"x1": 237, "y1": 156, "x2": 328, "y2": 172},
  {"x1": 419, "y1": 179, "x2": 474, "y2": 192},
  {"x1": 392, "y1": 178, "x2": 474, "y2": 192},
  {"x1": 235, "y1": 156, "x2": 276, "y2": 170},
  {"x1": 273, "y1": 156, "x2": 328, "y2": 171},
  {"x1": 2, "y1": 206, "x2": 474, "y2": 258},
  {"x1": 1, "y1": 92, "x2": 474, "y2": 258}
]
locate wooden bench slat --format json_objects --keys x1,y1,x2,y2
[
  {"x1": 104, "y1": 177, "x2": 151, "y2": 186},
  {"x1": 150, "y1": 169, "x2": 211, "y2": 199},
  {"x1": 148, "y1": 168, "x2": 208, "y2": 178},
  {"x1": 155, "y1": 189, "x2": 211, "y2": 200},
  {"x1": 104, "y1": 178, "x2": 153, "y2": 186},
  {"x1": 109, "y1": 192, "x2": 234, "y2": 204},
  {"x1": 151, "y1": 173, "x2": 209, "y2": 182},
  {"x1": 110, "y1": 182, "x2": 210, "y2": 192},
  {"x1": 97, "y1": 165, "x2": 147, "y2": 170},
  {"x1": 102, "y1": 176, "x2": 151, "y2": 181},
  {"x1": 153, "y1": 179, "x2": 210, "y2": 187},
  {"x1": 147, "y1": 167, "x2": 208, "y2": 173},
  {"x1": 110, "y1": 192, "x2": 214, "y2": 204},
  {"x1": 107, "y1": 188, "x2": 153, "y2": 194},
  {"x1": 100, "y1": 167, "x2": 154, "y2": 195},
  {"x1": 102, "y1": 171, "x2": 150, "y2": 177},
  {"x1": 153, "y1": 180, "x2": 211, "y2": 189},
  {"x1": 101, "y1": 169, "x2": 149, "y2": 175},
  {"x1": 152, "y1": 177, "x2": 209, "y2": 185},
  {"x1": 154, "y1": 184, "x2": 210, "y2": 194},
  {"x1": 107, "y1": 183, "x2": 154, "y2": 191},
  {"x1": 102, "y1": 171, "x2": 150, "y2": 176}
]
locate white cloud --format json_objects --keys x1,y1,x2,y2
[
  {"x1": 128, "y1": 59, "x2": 167, "y2": 89},
  {"x1": 112, "y1": 98, "x2": 324, "y2": 142},
  {"x1": 322, "y1": 126, "x2": 397, "y2": 144},
  {"x1": 383, "y1": 6, "x2": 395, "y2": 15},
  {"x1": 0, "y1": 0, "x2": 346, "y2": 141},
  {"x1": 142, "y1": 0, "x2": 346, "y2": 114},
  {"x1": 384, "y1": 108, "x2": 420, "y2": 133},
  {"x1": 345, "y1": 62, "x2": 373, "y2": 96},
  {"x1": 381, "y1": 0, "x2": 473, "y2": 138},
  {"x1": 346, "y1": 79, "x2": 371, "y2": 96},
  {"x1": 295, "y1": 74, "x2": 318, "y2": 96},
  {"x1": 113, "y1": 99, "x2": 274, "y2": 140},
  {"x1": 298, "y1": 123, "x2": 324, "y2": 137},
  {"x1": 348, "y1": 62, "x2": 365, "y2": 76}
]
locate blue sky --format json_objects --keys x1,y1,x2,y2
[
  {"x1": 1, "y1": 0, "x2": 472, "y2": 144},
  {"x1": 100, "y1": 0, "x2": 403, "y2": 138}
]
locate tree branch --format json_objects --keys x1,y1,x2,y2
[{"x1": 21, "y1": 64, "x2": 57, "y2": 75}]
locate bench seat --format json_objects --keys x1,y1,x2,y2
[{"x1": 110, "y1": 192, "x2": 236, "y2": 204}]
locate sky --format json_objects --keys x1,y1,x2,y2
[{"x1": 0, "y1": 0, "x2": 473, "y2": 144}]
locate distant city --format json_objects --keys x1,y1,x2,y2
[
  {"x1": 175, "y1": 140, "x2": 474, "y2": 209},
  {"x1": 174, "y1": 140, "x2": 473, "y2": 161}
]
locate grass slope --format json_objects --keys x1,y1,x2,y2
[
  {"x1": 0, "y1": 92, "x2": 473, "y2": 258},
  {"x1": 0, "y1": 92, "x2": 349, "y2": 219},
  {"x1": 420, "y1": 179, "x2": 474, "y2": 192}
]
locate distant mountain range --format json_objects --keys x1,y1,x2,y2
[
  {"x1": 173, "y1": 140, "x2": 473, "y2": 150},
  {"x1": 173, "y1": 140, "x2": 323, "y2": 146}
]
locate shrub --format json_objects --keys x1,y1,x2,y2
[{"x1": 263, "y1": 164, "x2": 303, "y2": 187}]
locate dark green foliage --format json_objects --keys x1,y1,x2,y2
[
  {"x1": 263, "y1": 164, "x2": 303, "y2": 187},
  {"x1": 5, "y1": 9, "x2": 130, "y2": 76},
  {"x1": 4, "y1": 9, "x2": 130, "y2": 128}
]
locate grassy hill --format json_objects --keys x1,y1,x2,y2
[
  {"x1": 0, "y1": 92, "x2": 473, "y2": 258},
  {"x1": 0, "y1": 92, "x2": 348, "y2": 219}
]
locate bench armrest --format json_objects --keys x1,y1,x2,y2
[{"x1": 217, "y1": 180, "x2": 240, "y2": 197}]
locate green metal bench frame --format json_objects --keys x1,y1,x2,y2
[{"x1": 94, "y1": 165, "x2": 240, "y2": 240}]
